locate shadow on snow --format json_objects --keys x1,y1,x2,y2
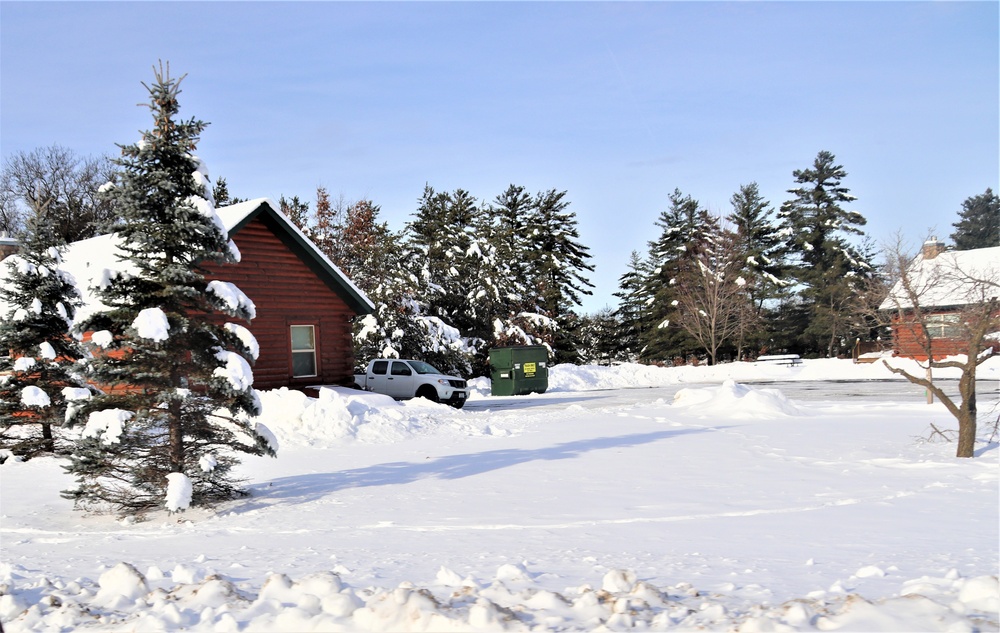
[{"x1": 239, "y1": 428, "x2": 717, "y2": 509}]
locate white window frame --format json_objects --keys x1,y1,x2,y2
[
  {"x1": 926, "y1": 313, "x2": 961, "y2": 339},
  {"x1": 290, "y1": 325, "x2": 317, "y2": 378}
]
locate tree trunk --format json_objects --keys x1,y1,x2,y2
[
  {"x1": 41, "y1": 422, "x2": 54, "y2": 453},
  {"x1": 956, "y1": 366, "x2": 978, "y2": 458},
  {"x1": 169, "y1": 401, "x2": 184, "y2": 473},
  {"x1": 882, "y1": 358, "x2": 978, "y2": 458}
]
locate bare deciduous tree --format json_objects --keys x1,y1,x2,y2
[
  {"x1": 1, "y1": 145, "x2": 119, "y2": 243},
  {"x1": 671, "y1": 227, "x2": 753, "y2": 365},
  {"x1": 877, "y1": 237, "x2": 999, "y2": 458}
]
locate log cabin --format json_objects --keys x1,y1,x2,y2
[
  {"x1": 879, "y1": 238, "x2": 1000, "y2": 361},
  {"x1": 36, "y1": 198, "x2": 374, "y2": 391}
]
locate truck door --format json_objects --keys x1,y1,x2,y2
[
  {"x1": 388, "y1": 360, "x2": 415, "y2": 398},
  {"x1": 366, "y1": 360, "x2": 390, "y2": 393}
]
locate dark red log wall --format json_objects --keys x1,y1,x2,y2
[{"x1": 204, "y1": 217, "x2": 357, "y2": 391}]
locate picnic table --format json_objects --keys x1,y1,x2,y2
[{"x1": 755, "y1": 354, "x2": 802, "y2": 367}]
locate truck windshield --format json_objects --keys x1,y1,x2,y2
[{"x1": 408, "y1": 361, "x2": 442, "y2": 375}]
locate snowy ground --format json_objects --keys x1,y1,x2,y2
[{"x1": 2, "y1": 358, "x2": 998, "y2": 631}]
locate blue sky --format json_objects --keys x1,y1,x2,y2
[{"x1": 2, "y1": 1, "x2": 997, "y2": 313}]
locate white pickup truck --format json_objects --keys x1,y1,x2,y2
[{"x1": 354, "y1": 359, "x2": 468, "y2": 409}]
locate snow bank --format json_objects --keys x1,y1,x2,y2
[
  {"x1": 255, "y1": 387, "x2": 477, "y2": 447},
  {"x1": 2, "y1": 560, "x2": 994, "y2": 632},
  {"x1": 672, "y1": 379, "x2": 803, "y2": 418}
]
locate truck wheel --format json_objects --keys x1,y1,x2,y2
[{"x1": 416, "y1": 385, "x2": 440, "y2": 403}]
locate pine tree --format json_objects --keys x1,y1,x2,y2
[
  {"x1": 404, "y1": 185, "x2": 456, "y2": 319},
  {"x1": 62, "y1": 63, "x2": 275, "y2": 515},
  {"x1": 211, "y1": 177, "x2": 244, "y2": 207},
  {"x1": 612, "y1": 250, "x2": 652, "y2": 361},
  {"x1": 576, "y1": 307, "x2": 624, "y2": 366},
  {"x1": 727, "y1": 182, "x2": 787, "y2": 355},
  {"x1": 465, "y1": 209, "x2": 556, "y2": 374},
  {"x1": 527, "y1": 190, "x2": 594, "y2": 317},
  {"x1": 524, "y1": 189, "x2": 594, "y2": 364},
  {"x1": 279, "y1": 195, "x2": 311, "y2": 234},
  {"x1": 463, "y1": 214, "x2": 510, "y2": 343},
  {"x1": 334, "y1": 199, "x2": 383, "y2": 279},
  {"x1": 348, "y1": 211, "x2": 431, "y2": 366},
  {"x1": 777, "y1": 151, "x2": 873, "y2": 356},
  {"x1": 478, "y1": 185, "x2": 556, "y2": 366},
  {"x1": 640, "y1": 189, "x2": 715, "y2": 362},
  {"x1": 0, "y1": 212, "x2": 92, "y2": 458},
  {"x1": 435, "y1": 189, "x2": 479, "y2": 334},
  {"x1": 339, "y1": 198, "x2": 471, "y2": 375},
  {"x1": 403, "y1": 186, "x2": 480, "y2": 367},
  {"x1": 950, "y1": 188, "x2": 999, "y2": 250},
  {"x1": 728, "y1": 183, "x2": 785, "y2": 307},
  {"x1": 490, "y1": 184, "x2": 534, "y2": 299},
  {"x1": 330, "y1": 199, "x2": 429, "y2": 363}
]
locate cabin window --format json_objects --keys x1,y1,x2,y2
[
  {"x1": 926, "y1": 314, "x2": 961, "y2": 339},
  {"x1": 290, "y1": 325, "x2": 317, "y2": 377}
]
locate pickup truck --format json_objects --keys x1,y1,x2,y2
[{"x1": 354, "y1": 359, "x2": 468, "y2": 409}]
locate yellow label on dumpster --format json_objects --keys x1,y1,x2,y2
[{"x1": 523, "y1": 362, "x2": 536, "y2": 377}]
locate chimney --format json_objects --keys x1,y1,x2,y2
[
  {"x1": 921, "y1": 236, "x2": 946, "y2": 260},
  {"x1": 0, "y1": 231, "x2": 18, "y2": 261}
]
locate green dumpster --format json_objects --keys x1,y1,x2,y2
[{"x1": 489, "y1": 346, "x2": 549, "y2": 396}]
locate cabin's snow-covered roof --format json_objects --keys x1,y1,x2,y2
[
  {"x1": 1, "y1": 198, "x2": 374, "y2": 325},
  {"x1": 879, "y1": 245, "x2": 1000, "y2": 311}
]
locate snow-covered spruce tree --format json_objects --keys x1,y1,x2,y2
[
  {"x1": 62, "y1": 64, "x2": 275, "y2": 514},
  {"x1": 523, "y1": 189, "x2": 594, "y2": 364},
  {"x1": 0, "y1": 211, "x2": 93, "y2": 459},
  {"x1": 408, "y1": 187, "x2": 481, "y2": 335},
  {"x1": 489, "y1": 185, "x2": 535, "y2": 309},
  {"x1": 777, "y1": 151, "x2": 873, "y2": 357},
  {"x1": 482, "y1": 185, "x2": 557, "y2": 355},
  {"x1": 464, "y1": 206, "x2": 560, "y2": 374},
  {"x1": 950, "y1": 188, "x2": 999, "y2": 251},
  {"x1": 401, "y1": 186, "x2": 478, "y2": 374}
]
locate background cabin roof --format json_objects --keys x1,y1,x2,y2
[{"x1": 879, "y1": 245, "x2": 1000, "y2": 312}]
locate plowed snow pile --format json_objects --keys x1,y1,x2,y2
[{"x1": 672, "y1": 380, "x2": 803, "y2": 417}]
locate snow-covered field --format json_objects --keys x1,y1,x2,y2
[{"x1": 2, "y1": 358, "x2": 998, "y2": 631}]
